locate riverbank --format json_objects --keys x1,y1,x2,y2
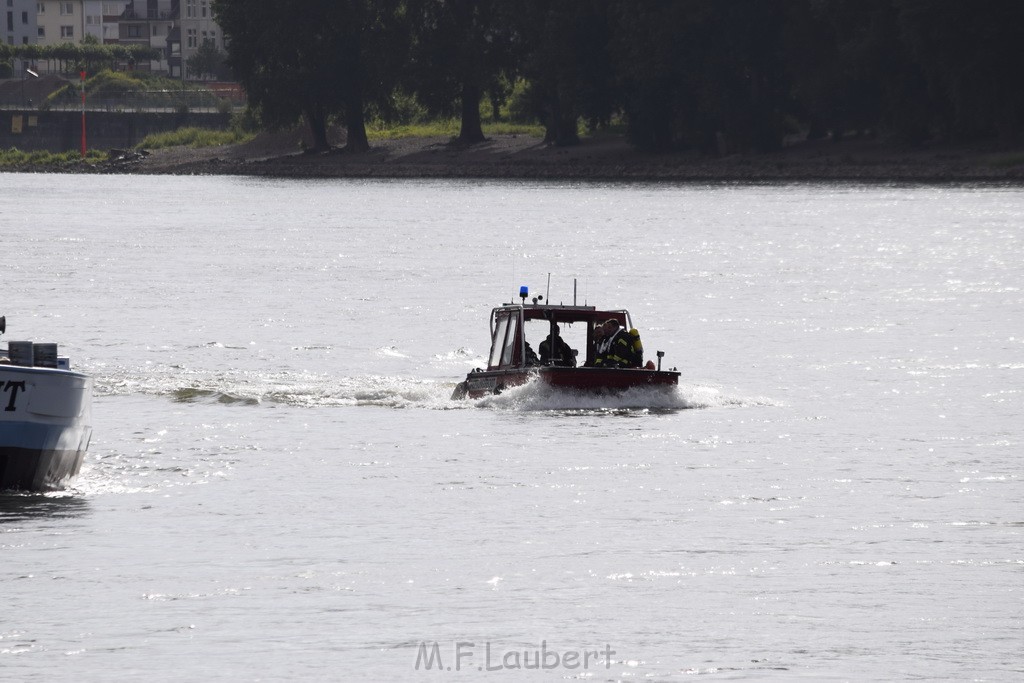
[{"x1": 6, "y1": 131, "x2": 1024, "y2": 182}]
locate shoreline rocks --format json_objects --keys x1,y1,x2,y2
[{"x1": 4, "y1": 133, "x2": 1023, "y2": 183}]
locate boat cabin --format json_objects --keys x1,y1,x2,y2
[
  {"x1": 486, "y1": 302, "x2": 632, "y2": 371},
  {"x1": 453, "y1": 289, "x2": 678, "y2": 399}
]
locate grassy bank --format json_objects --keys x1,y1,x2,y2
[
  {"x1": 0, "y1": 147, "x2": 106, "y2": 167},
  {"x1": 138, "y1": 120, "x2": 544, "y2": 149},
  {"x1": 136, "y1": 127, "x2": 256, "y2": 150},
  {"x1": 367, "y1": 120, "x2": 544, "y2": 141}
]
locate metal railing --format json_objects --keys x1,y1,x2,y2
[
  {"x1": 121, "y1": 9, "x2": 177, "y2": 21},
  {"x1": 0, "y1": 87, "x2": 245, "y2": 114}
]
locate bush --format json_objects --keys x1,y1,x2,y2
[
  {"x1": 230, "y1": 107, "x2": 262, "y2": 135},
  {"x1": 0, "y1": 147, "x2": 106, "y2": 167},
  {"x1": 506, "y1": 78, "x2": 539, "y2": 124},
  {"x1": 46, "y1": 69, "x2": 224, "y2": 111}
]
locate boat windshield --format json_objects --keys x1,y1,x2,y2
[
  {"x1": 488, "y1": 314, "x2": 510, "y2": 368},
  {"x1": 500, "y1": 314, "x2": 519, "y2": 366}
]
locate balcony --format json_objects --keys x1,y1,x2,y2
[{"x1": 121, "y1": 9, "x2": 176, "y2": 21}]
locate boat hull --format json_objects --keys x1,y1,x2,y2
[
  {"x1": 0, "y1": 366, "x2": 92, "y2": 492},
  {"x1": 457, "y1": 366, "x2": 679, "y2": 399}
]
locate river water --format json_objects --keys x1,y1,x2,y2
[{"x1": 1, "y1": 175, "x2": 1021, "y2": 681}]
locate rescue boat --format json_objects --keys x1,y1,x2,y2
[
  {"x1": 452, "y1": 288, "x2": 680, "y2": 400},
  {"x1": 0, "y1": 317, "x2": 93, "y2": 492}
]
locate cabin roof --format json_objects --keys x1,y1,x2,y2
[{"x1": 493, "y1": 303, "x2": 628, "y2": 325}]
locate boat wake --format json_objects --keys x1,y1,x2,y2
[
  {"x1": 473, "y1": 378, "x2": 770, "y2": 412},
  {"x1": 90, "y1": 363, "x2": 769, "y2": 412},
  {"x1": 94, "y1": 365, "x2": 465, "y2": 409}
]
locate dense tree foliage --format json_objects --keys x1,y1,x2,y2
[
  {"x1": 213, "y1": 0, "x2": 406, "y2": 151},
  {"x1": 406, "y1": 0, "x2": 519, "y2": 143},
  {"x1": 897, "y1": 0, "x2": 1024, "y2": 141},
  {"x1": 512, "y1": 0, "x2": 617, "y2": 146},
  {"x1": 1, "y1": 42, "x2": 160, "y2": 76},
  {"x1": 186, "y1": 39, "x2": 230, "y2": 81},
  {"x1": 211, "y1": 0, "x2": 1024, "y2": 153}
]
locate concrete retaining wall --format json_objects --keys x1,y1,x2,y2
[{"x1": 0, "y1": 110, "x2": 232, "y2": 153}]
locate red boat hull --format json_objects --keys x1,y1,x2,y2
[{"x1": 456, "y1": 366, "x2": 679, "y2": 399}]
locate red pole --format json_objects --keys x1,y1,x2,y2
[{"x1": 80, "y1": 70, "x2": 86, "y2": 158}]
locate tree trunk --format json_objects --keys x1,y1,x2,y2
[
  {"x1": 458, "y1": 83, "x2": 485, "y2": 144},
  {"x1": 304, "y1": 106, "x2": 330, "y2": 152},
  {"x1": 555, "y1": 109, "x2": 580, "y2": 146},
  {"x1": 546, "y1": 89, "x2": 579, "y2": 146},
  {"x1": 344, "y1": 90, "x2": 370, "y2": 153}
]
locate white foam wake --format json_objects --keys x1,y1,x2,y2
[{"x1": 89, "y1": 361, "x2": 771, "y2": 412}]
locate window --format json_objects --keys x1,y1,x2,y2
[
  {"x1": 61, "y1": 24, "x2": 73, "y2": 38},
  {"x1": 37, "y1": 25, "x2": 44, "y2": 37},
  {"x1": 22, "y1": 10, "x2": 27, "y2": 23},
  {"x1": 185, "y1": 0, "x2": 194, "y2": 18},
  {"x1": 126, "y1": 24, "x2": 140, "y2": 38},
  {"x1": 60, "y1": 2, "x2": 73, "y2": 16},
  {"x1": 187, "y1": 27, "x2": 196, "y2": 48},
  {"x1": 152, "y1": 24, "x2": 158, "y2": 35},
  {"x1": 489, "y1": 314, "x2": 510, "y2": 368},
  {"x1": 5, "y1": 11, "x2": 11, "y2": 32},
  {"x1": 501, "y1": 315, "x2": 520, "y2": 366},
  {"x1": 201, "y1": 1, "x2": 207, "y2": 18},
  {"x1": 37, "y1": 2, "x2": 44, "y2": 13}
]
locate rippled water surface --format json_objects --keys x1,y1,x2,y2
[{"x1": 2, "y1": 175, "x2": 1021, "y2": 681}]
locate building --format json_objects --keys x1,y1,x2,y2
[
  {"x1": 118, "y1": 0, "x2": 176, "y2": 72},
  {"x1": 5, "y1": 0, "x2": 38, "y2": 47},
  {"x1": 18, "y1": 0, "x2": 227, "y2": 79},
  {"x1": 178, "y1": 0, "x2": 225, "y2": 80},
  {"x1": 36, "y1": 0, "x2": 81, "y2": 45},
  {"x1": 85, "y1": 1, "x2": 131, "y2": 44},
  {"x1": 36, "y1": 1, "x2": 127, "y2": 47}
]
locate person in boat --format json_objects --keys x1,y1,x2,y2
[
  {"x1": 588, "y1": 321, "x2": 609, "y2": 366},
  {"x1": 524, "y1": 340, "x2": 541, "y2": 366},
  {"x1": 595, "y1": 319, "x2": 643, "y2": 368},
  {"x1": 539, "y1": 325, "x2": 576, "y2": 367}
]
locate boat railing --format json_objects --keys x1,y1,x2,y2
[{"x1": 0, "y1": 341, "x2": 68, "y2": 369}]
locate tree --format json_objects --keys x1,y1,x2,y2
[
  {"x1": 406, "y1": 0, "x2": 519, "y2": 144},
  {"x1": 214, "y1": 0, "x2": 407, "y2": 153},
  {"x1": 897, "y1": 0, "x2": 1024, "y2": 142},
  {"x1": 784, "y1": 0, "x2": 932, "y2": 146},
  {"x1": 0, "y1": 43, "x2": 11, "y2": 78},
  {"x1": 611, "y1": 1, "x2": 700, "y2": 151},
  {"x1": 187, "y1": 39, "x2": 227, "y2": 81},
  {"x1": 514, "y1": 0, "x2": 617, "y2": 146},
  {"x1": 214, "y1": 0, "x2": 340, "y2": 151}
]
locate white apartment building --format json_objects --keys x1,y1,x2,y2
[
  {"x1": 35, "y1": 1, "x2": 127, "y2": 46},
  {"x1": 118, "y1": 0, "x2": 174, "y2": 72},
  {"x1": 85, "y1": 1, "x2": 130, "y2": 43},
  {"x1": 176, "y1": 0, "x2": 225, "y2": 79},
  {"x1": 36, "y1": 0, "x2": 81, "y2": 44},
  {"x1": 23, "y1": 0, "x2": 227, "y2": 78},
  {"x1": 5, "y1": 0, "x2": 38, "y2": 47}
]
